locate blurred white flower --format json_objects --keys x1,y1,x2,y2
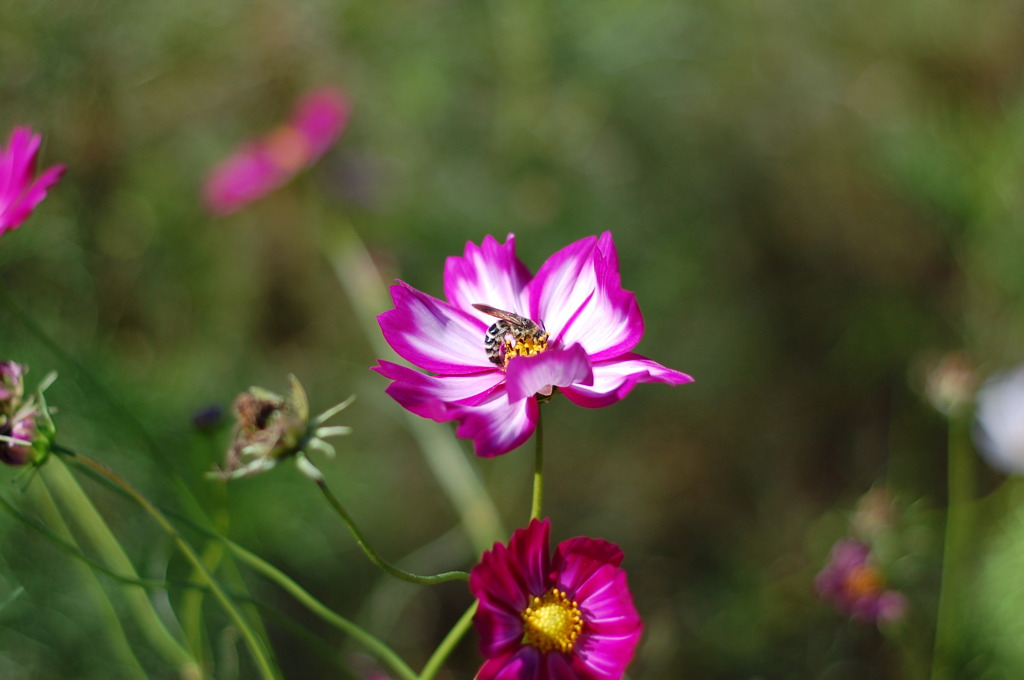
[{"x1": 974, "y1": 365, "x2": 1024, "y2": 474}]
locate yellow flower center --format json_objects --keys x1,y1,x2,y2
[
  {"x1": 844, "y1": 564, "x2": 884, "y2": 598},
  {"x1": 521, "y1": 588, "x2": 583, "y2": 654},
  {"x1": 265, "y1": 125, "x2": 312, "y2": 172},
  {"x1": 504, "y1": 334, "x2": 548, "y2": 367}
]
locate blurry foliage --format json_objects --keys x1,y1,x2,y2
[{"x1": 4, "y1": 0, "x2": 1024, "y2": 677}]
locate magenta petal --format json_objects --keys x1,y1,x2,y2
[
  {"x1": 203, "y1": 143, "x2": 284, "y2": 215},
  {"x1": 444, "y1": 234, "x2": 532, "y2": 317},
  {"x1": 528, "y1": 232, "x2": 644, "y2": 361},
  {"x1": 289, "y1": 88, "x2": 350, "y2": 159},
  {"x1": 455, "y1": 391, "x2": 538, "y2": 457},
  {"x1": 561, "y1": 353, "x2": 693, "y2": 408},
  {"x1": 573, "y1": 567, "x2": 641, "y2": 636},
  {"x1": 542, "y1": 652, "x2": 580, "y2": 680},
  {"x1": 476, "y1": 648, "x2": 542, "y2": 680},
  {"x1": 0, "y1": 127, "x2": 64, "y2": 235},
  {"x1": 1, "y1": 163, "x2": 66, "y2": 233},
  {"x1": 509, "y1": 519, "x2": 552, "y2": 597},
  {"x1": 505, "y1": 344, "x2": 593, "y2": 402},
  {"x1": 378, "y1": 282, "x2": 493, "y2": 374},
  {"x1": 372, "y1": 361, "x2": 502, "y2": 420},
  {"x1": 553, "y1": 537, "x2": 625, "y2": 593},
  {"x1": 572, "y1": 625, "x2": 643, "y2": 680}
]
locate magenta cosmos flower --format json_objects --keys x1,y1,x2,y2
[
  {"x1": 815, "y1": 539, "x2": 907, "y2": 624},
  {"x1": 470, "y1": 518, "x2": 642, "y2": 680},
  {"x1": 203, "y1": 87, "x2": 350, "y2": 215},
  {"x1": 0, "y1": 127, "x2": 65, "y2": 237},
  {"x1": 373, "y1": 232, "x2": 692, "y2": 457}
]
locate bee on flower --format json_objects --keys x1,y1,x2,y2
[{"x1": 374, "y1": 233, "x2": 692, "y2": 457}]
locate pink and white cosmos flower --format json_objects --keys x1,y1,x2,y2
[
  {"x1": 470, "y1": 518, "x2": 642, "y2": 680},
  {"x1": 373, "y1": 232, "x2": 692, "y2": 458},
  {"x1": 203, "y1": 88, "x2": 350, "y2": 215},
  {"x1": 0, "y1": 127, "x2": 65, "y2": 237}
]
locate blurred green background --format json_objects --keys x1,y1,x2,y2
[{"x1": 4, "y1": 0, "x2": 1024, "y2": 678}]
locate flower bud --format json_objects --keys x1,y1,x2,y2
[
  {"x1": 0, "y1": 405, "x2": 40, "y2": 466},
  {"x1": 211, "y1": 375, "x2": 353, "y2": 481},
  {"x1": 0, "y1": 361, "x2": 26, "y2": 411}
]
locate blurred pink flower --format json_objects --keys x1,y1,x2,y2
[
  {"x1": 203, "y1": 88, "x2": 350, "y2": 215},
  {"x1": 816, "y1": 539, "x2": 907, "y2": 624},
  {"x1": 373, "y1": 232, "x2": 692, "y2": 457},
  {"x1": 0, "y1": 127, "x2": 65, "y2": 237},
  {"x1": 470, "y1": 518, "x2": 642, "y2": 680}
]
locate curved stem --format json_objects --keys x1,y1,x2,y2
[
  {"x1": 418, "y1": 601, "x2": 477, "y2": 680},
  {"x1": 0, "y1": 491, "x2": 203, "y2": 593},
  {"x1": 28, "y1": 475, "x2": 150, "y2": 679},
  {"x1": 48, "y1": 445, "x2": 420, "y2": 680},
  {"x1": 315, "y1": 479, "x2": 469, "y2": 585},
  {"x1": 39, "y1": 455, "x2": 199, "y2": 674},
  {"x1": 60, "y1": 449, "x2": 281, "y2": 680},
  {"x1": 222, "y1": 534, "x2": 419, "y2": 680},
  {"x1": 531, "y1": 408, "x2": 544, "y2": 521}
]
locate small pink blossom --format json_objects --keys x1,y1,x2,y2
[
  {"x1": 373, "y1": 233, "x2": 692, "y2": 457},
  {"x1": 816, "y1": 539, "x2": 907, "y2": 624},
  {"x1": 203, "y1": 88, "x2": 350, "y2": 215},
  {"x1": 0, "y1": 127, "x2": 65, "y2": 237},
  {"x1": 470, "y1": 518, "x2": 642, "y2": 680}
]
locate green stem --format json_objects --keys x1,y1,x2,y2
[
  {"x1": 931, "y1": 415, "x2": 974, "y2": 680},
  {"x1": 531, "y1": 408, "x2": 544, "y2": 521},
  {"x1": 40, "y1": 455, "x2": 200, "y2": 676},
  {"x1": 223, "y1": 535, "x2": 419, "y2": 680},
  {"x1": 418, "y1": 601, "x2": 477, "y2": 680},
  {"x1": 60, "y1": 450, "x2": 281, "y2": 680},
  {"x1": 315, "y1": 479, "x2": 469, "y2": 585},
  {"x1": 48, "y1": 445, "x2": 418, "y2": 680},
  {"x1": 29, "y1": 475, "x2": 150, "y2": 680},
  {"x1": 0, "y1": 491, "x2": 202, "y2": 593}
]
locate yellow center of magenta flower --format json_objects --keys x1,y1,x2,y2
[
  {"x1": 505, "y1": 334, "x2": 548, "y2": 365},
  {"x1": 472, "y1": 304, "x2": 549, "y2": 370},
  {"x1": 521, "y1": 588, "x2": 583, "y2": 653},
  {"x1": 844, "y1": 564, "x2": 884, "y2": 598}
]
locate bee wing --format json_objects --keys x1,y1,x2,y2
[{"x1": 471, "y1": 303, "x2": 530, "y2": 327}]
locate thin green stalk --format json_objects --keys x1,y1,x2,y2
[
  {"x1": 180, "y1": 537, "x2": 225, "y2": 669},
  {"x1": 322, "y1": 219, "x2": 505, "y2": 552},
  {"x1": 40, "y1": 455, "x2": 200, "y2": 676},
  {"x1": 932, "y1": 415, "x2": 975, "y2": 680},
  {"x1": 2, "y1": 491, "x2": 379, "y2": 678},
  {"x1": 316, "y1": 479, "x2": 469, "y2": 585},
  {"x1": 223, "y1": 534, "x2": 418, "y2": 680},
  {"x1": 418, "y1": 602, "x2": 477, "y2": 680},
  {"x1": 60, "y1": 450, "x2": 281, "y2": 680},
  {"x1": 49, "y1": 438, "x2": 421, "y2": 680},
  {"x1": 0, "y1": 492, "x2": 201, "y2": 592},
  {"x1": 531, "y1": 409, "x2": 544, "y2": 521},
  {"x1": 28, "y1": 475, "x2": 150, "y2": 680}
]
